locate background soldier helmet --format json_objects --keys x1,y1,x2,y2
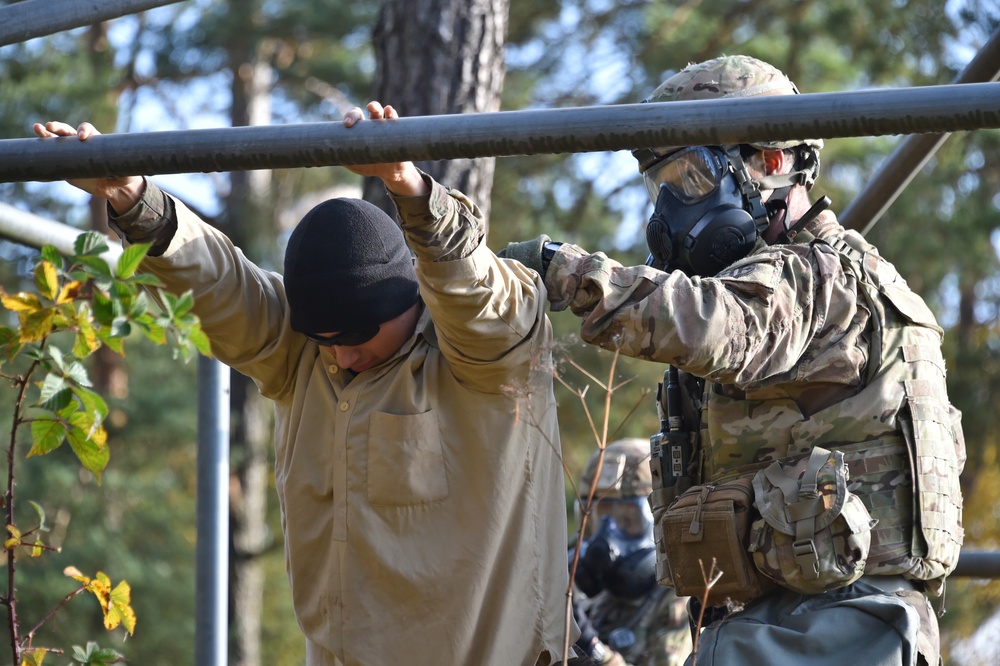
[{"x1": 579, "y1": 438, "x2": 652, "y2": 500}]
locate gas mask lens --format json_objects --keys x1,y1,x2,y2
[
  {"x1": 578, "y1": 497, "x2": 654, "y2": 541},
  {"x1": 643, "y1": 146, "x2": 726, "y2": 206}
]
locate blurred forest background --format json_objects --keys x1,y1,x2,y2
[{"x1": 1, "y1": 0, "x2": 998, "y2": 664}]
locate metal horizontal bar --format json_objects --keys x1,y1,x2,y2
[
  {"x1": 952, "y1": 550, "x2": 1000, "y2": 579},
  {"x1": 4, "y1": 82, "x2": 999, "y2": 183},
  {"x1": 0, "y1": 0, "x2": 184, "y2": 48}
]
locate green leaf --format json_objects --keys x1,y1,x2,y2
[
  {"x1": 173, "y1": 291, "x2": 195, "y2": 317},
  {"x1": 92, "y1": 290, "x2": 114, "y2": 325},
  {"x1": 28, "y1": 500, "x2": 47, "y2": 532},
  {"x1": 128, "y1": 290, "x2": 149, "y2": 319},
  {"x1": 65, "y1": 360, "x2": 92, "y2": 388},
  {"x1": 76, "y1": 255, "x2": 113, "y2": 280},
  {"x1": 115, "y1": 242, "x2": 150, "y2": 279},
  {"x1": 109, "y1": 318, "x2": 131, "y2": 338},
  {"x1": 48, "y1": 345, "x2": 66, "y2": 372},
  {"x1": 188, "y1": 326, "x2": 213, "y2": 357},
  {"x1": 95, "y1": 328, "x2": 124, "y2": 355},
  {"x1": 38, "y1": 372, "x2": 68, "y2": 401},
  {"x1": 126, "y1": 273, "x2": 163, "y2": 286},
  {"x1": 137, "y1": 318, "x2": 167, "y2": 345},
  {"x1": 38, "y1": 383, "x2": 72, "y2": 411},
  {"x1": 73, "y1": 386, "x2": 109, "y2": 425},
  {"x1": 73, "y1": 232, "x2": 109, "y2": 257},
  {"x1": 29, "y1": 418, "x2": 66, "y2": 456},
  {"x1": 40, "y1": 245, "x2": 63, "y2": 268},
  {"x1": 70, "y1": 641, "x2": 124, "y2": 665},
  {"x1": 66, "y1": 423, "x2": 109, "y2": 481}
]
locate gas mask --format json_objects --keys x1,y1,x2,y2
[
  {"x1": 641, "y1": 145, "x2": 769, "y2": 276},
  {"x1": 575, "y1": 498, "x2": 657, "y2": 600}
]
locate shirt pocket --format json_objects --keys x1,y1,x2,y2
[{"x1": 367, "y1": 410, "x2": 449, "y2": 506}]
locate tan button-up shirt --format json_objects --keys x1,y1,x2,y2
[{"x1": 114, "y1": 178, "x2": 576, "y2": 665}]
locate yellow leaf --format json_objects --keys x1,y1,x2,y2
[
  {"x1": 63, "y1": 565, "x2": 89, "y2": 584},
  {"x1": 34, "y1": 261, "x2": 59, "y2": 301},
  {"x1": 90, "y1": 571, "x2": 111, "y2": 609},
  {"x1": 106, "y1": 579, "x2": 136, "y2": 635},
  {"x1": 0, "y1": 290, "x2": 42, "y2": 314},
  {"x1": 5, "y1": 524, "x2": 21, "y2": 550},
  {"x1": 56, "y1": 280, "x2": 83, "y2": 305},
  {"x1": 19, "y1": 647, "x2": 47, "y2": 666},
  {"x1": 19, "y1": 308, "x2": 55, "y2": 343},
  {"x1": 74, "y1": 306, "x2": 99, "y2": 355}
]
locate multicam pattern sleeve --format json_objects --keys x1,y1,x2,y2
[
  {"x1": 543, "y1": 223, "x2": 869, "y2": 391},
  {"x1": 391, "y1": 173, "x2": 550, "y2": 392},
  {"x1": 392, "y1": 171, "x2": 484, "y2": 262}
]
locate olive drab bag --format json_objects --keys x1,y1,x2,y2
[{"x1": 748, "y1": 446, "x2": 877, "y2": 594}]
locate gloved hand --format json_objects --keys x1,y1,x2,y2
[{"x1": 497, "y1": 235, "x2": 550, "y2": 276}]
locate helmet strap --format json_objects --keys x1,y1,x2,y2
[{"x1": 723, "y1": 145, "x2": 770, "y2": 234}]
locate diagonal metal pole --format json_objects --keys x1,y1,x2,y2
[
  {"x1": 0, "y1": 0, "x2": 186, "y2": 48},
  {"x1": 841, "y1": 27, "x2": 1000, "y2": 234},
  {"x1": 3, "y1": 82, "x2": 999, "y2": 183}
]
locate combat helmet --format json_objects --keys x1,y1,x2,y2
[
  {"x1": 635, "y1": 55, "x2": 822, "y2": 189},
  {"x1": 578, "y1": 438, "x2": 652, "y2": 501},
  {"x1": 575, "y1": 439, "x2": 657, "y2": 599}
]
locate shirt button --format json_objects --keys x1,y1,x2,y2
[
  {"x1": 328, "y1": 365, "x2": 339, "y2": 374},
  {"x1": 339, "y1": 401, "x2": 350, "y2": 412}
]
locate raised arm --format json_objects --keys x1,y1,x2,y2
[
  {"x1": 341, "y1": 102, "x2": 428, "y2": 197},
  {"x1": 32, "y1": 121, "x2": 146, "y2": 214}
]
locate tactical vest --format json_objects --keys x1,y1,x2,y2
[{"x1": 698, "y1": 230, "x2": 965, "y2": 595}]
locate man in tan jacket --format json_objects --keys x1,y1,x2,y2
[{"x1": 34, "y1": 101, "x2": 580, "y2": 666}]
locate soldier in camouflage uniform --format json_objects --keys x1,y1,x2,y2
[
  {"x1": 502, "y1": 55, "x2": 965, "y2": 666},
  {"x1": 572, "y1": 439, "x2": 692, "y2": 666}
]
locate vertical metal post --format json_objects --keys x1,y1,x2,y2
[{"x1": 196, "y1": 357, "x2": 230, "y2": 666}]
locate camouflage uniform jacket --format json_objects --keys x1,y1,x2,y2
[
  {"x1": 545, "y1": 210, "x2": 964, "y2": 590},
  {"x1": 580, "y1": 587, "x2": 691, "y2": 666}
]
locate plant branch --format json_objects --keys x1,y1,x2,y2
[
  {"x1": 21, "y1": 586, "x2": 87, "y2": 643},
  {"x1": 6, "y1": 356, "x2": 41, "y2": 664}
]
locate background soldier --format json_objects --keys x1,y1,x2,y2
[{"x1": 572, "y1": 439, "x2": 691, "y2": 666}]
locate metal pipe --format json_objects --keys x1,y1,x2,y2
[
  {"x1": 842, "y1": 27, "x2": 1000, "y2": 233},
  {"x1": 0, "y1": 201, "x2": 121, "y2": 263},
  {"x1": 0, "y1": 0, "x2": 185, "y2": 48},
  {"x1": 195, "y1": 357, "x2": 230, "y2": 666},
  {"x1": 4, "y1": 82, "x2": 1000, "y2": 182},
  {"x1": 952, "y1": 550, "x2": 1000, "y2": 579}
]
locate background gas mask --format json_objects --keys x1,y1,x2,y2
[
  {"x1": 575, "y1": 497, "x2": 657, "y2": 599},
  {"x1": 574, "y1": 439, "x2": 659, "y2": 599},
  {"x1": 642, "y1": 145, "x2": 769, "y2": 276}
]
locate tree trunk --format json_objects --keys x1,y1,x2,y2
[{"x1": 365, "y1": 0, "x2": 509, "y2": 222}]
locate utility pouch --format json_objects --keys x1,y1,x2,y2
[
  {"x1": 749, "y1": 446, "x2": 877, "y2": 594},
  {"x1": 658, "y1": 477, "x2": 771, "y2": 606}
]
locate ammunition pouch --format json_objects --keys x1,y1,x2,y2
[{"x1": 748, "y1": 447, "x2": 877, "y2": 594}]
